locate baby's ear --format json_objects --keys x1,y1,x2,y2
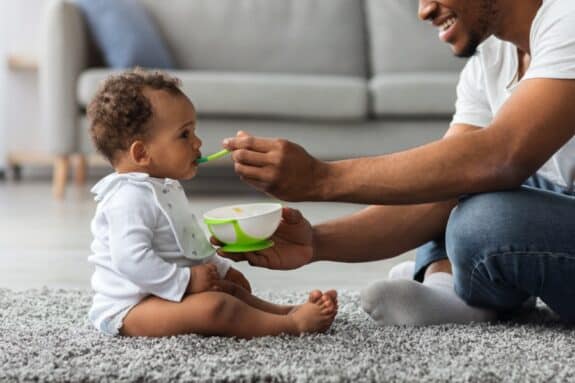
[{"x1": 129, "y1": 140, "x2": 150, "y2": 166}]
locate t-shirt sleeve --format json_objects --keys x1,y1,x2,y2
[
  {"x1": 105, "y1": 185, "x2": 190, "y2": 302},
  {"x1": 450, "y1": 55, "x2": 493, "y2": 128},
  {"x1": 524, "y1": 8, "x2": 575, "y2": 80}
]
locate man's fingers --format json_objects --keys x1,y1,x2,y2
[
  {"x1": 234, "y1": 163, "x2": 274, "y2": 182},
  {"x1": 217, "y1": 251, "x2": 246, "y2": 262},
  {"x1": 232, "y1": 149, "x2": 269, "y2": 167},
  {"x1": 281, "y1": 207, "x2": 303, "y2": 224},
  {"x1": 239, "y1": 176, "x2": 270, "y2": 192},
  {"x1": 210, "y1": 236, "x2": 224, "y2": 246},
  {"x1": 223, "y1": 134, "x2": 273, "y2": 153},
  {"x1": 246, "y1": 252, "x2": 273, "y2": 269},
  {"x1": 218, "y1": 250, "x2": 273, "y2": 269}
]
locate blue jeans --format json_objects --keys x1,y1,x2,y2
[{"x1": 414, "y1": 175, "x2": 575, "y2": 321}]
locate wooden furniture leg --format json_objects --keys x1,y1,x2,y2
[
  {"x1": 52, "y1": 155, "x2": 69, "y2": 199},
  {"x1": 74, "y1": 154, "x2": 87, "y2": 186}
]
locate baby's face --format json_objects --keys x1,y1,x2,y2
[{"x1": 144, "y1": 89, "x2": 202, "y2": 180}]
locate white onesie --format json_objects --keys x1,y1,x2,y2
[{"x1": 88, "y1": 172, "x2": 231, "y2": 336}]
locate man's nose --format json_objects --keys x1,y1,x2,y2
[{"x1": 418, "y1": 0, "x2": 438, "y2": 21}]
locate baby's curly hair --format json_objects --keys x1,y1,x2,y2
[{"x1": 88, "y1": 69, "x2": 184, "y2": 164}]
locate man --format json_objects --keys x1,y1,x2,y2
[{"x1": 217, "y1": 0, "x2": 575, "y2": 325}]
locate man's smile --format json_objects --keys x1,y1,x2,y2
[
  {"x1": 431, "y1": 12, "x2": 459, "y2": 43},
  {"x1": 438, "y1": 16, "x2": 458, "y2": 42}
]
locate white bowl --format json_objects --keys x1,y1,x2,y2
[{"x1": 203, "y1": 203, "x2": 282, "y2": 252}]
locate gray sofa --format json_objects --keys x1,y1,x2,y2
[{"x1": 40, "y1": 0, "x2": 466, "y2": 196}]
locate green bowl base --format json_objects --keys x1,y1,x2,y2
[{"x1": 220, "y1": 240, "x2": 274, "y2": 253}]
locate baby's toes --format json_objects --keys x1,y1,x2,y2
[
  {"x1": 320, "y1": 296, "x2": 337, "y2": 315},
  {"x1": 324, "y1": 290, "x2": 338, "y2": 302},
  {"x1": 308, "y1": 290, "x2": 322, "y2": 304}
]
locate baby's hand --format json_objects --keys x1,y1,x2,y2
[{"x1": 188, "y1": 263, "x2": 220, "y2": 293}]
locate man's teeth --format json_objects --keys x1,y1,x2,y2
[{"x1": 440, "y1": 17, "x2": 456, "y2": 31}]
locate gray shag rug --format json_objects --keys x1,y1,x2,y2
[{"x1": 1, "y1": 288, "x2": 574, "y2": 382}]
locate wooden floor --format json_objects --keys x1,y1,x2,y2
[{"x1": 0, "y1": 177, "x2": 414, "y2": 292}]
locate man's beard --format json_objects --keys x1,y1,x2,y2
[
  {"x1": 456, "y1": 31, "x2": 482, "y2": 58},
  {"x1": 456, "y1": 0, "x2": 497, "y2": 58}
]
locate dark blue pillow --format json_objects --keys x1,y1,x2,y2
[{"x1": 76, "y1": 0, "x2": 175, "y2": 69}]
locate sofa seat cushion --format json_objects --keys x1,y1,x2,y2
[
  {"x1": 369, "y1": 73, "x2": 459, "y2": 116},
  {"x1": 78, "y1": 69, "x2": 368, "y2": 120}
]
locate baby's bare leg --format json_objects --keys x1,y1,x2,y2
[
  {"x1": 121, "y1": 291, "x2": 335, "y2": 338},
  {"x1": 220, "y1": 281, "x2": 338, "y2": 317},
  {"x1": 219, "y1": 280, "x2": 296, "y2": 315}
]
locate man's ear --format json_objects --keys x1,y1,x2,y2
[{"x1": 129, "y1": 140, "x2": 151, "y2": 166}]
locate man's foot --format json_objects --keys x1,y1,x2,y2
[
  {"x1": 360, "y1": 272, "x2": 496, "y2": 326},
  {"x1": 289, "y1": 290, "x2": 337, "y2": 333},
  {"x1": 387, "y1": 261, "x2": 416, "y2": 280}
]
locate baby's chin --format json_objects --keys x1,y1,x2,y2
[{"x1": 181, "y1": 166, "x2": 198, "y2": 180}]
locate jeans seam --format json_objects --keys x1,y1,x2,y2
[{"x1": 465, "y1": 250, "x2": 575, "y2": 303}]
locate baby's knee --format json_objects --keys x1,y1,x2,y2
[{"x1": 195, "y1": 292, "x2": 239, "y2": 325}]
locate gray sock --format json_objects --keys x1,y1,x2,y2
[{"x1": 360, "y1": 272, "x2": 496, "y2": 326}]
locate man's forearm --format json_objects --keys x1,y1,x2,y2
[
  {"x1": 315, "y1": 128, "x2": 522, "y2": 205},
  {"x1": 311, "y1": 200, "x2": 456, "y2": 263}
]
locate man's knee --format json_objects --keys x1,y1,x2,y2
[
  {"x1": 446, "y1": 191, "x2": 520, "y2": 270},
  {"x1": 445, "y1": 192, "x2": 528, "y2": 308}
]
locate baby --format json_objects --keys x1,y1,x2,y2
[{"x1": 87, "y1": 69, "x2": 338, "y2": 338}]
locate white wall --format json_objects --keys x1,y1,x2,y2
[
  {"x1": 1, "y1": 0, "x2": 48, "y2": 165},
  {"x1": 0, "y1": 0, "x2": 7, "y2": 169}
]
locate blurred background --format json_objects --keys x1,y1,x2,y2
[{"x1": 0, "y1": 0, "x2": 467, "y2": 292}]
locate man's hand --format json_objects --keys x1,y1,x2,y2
[
  {"x1": 188, "y1": 263, "x2": 220, "y2": 293},
  {"x1": 212, "y1": 207, "x2": 314, "y2": 270},
  {"x1": 224, "y1": 268, "x2": 252, "y2": 293},
  {"x1": 223, "y1": 131, "x2": 328, "y2": 202}
]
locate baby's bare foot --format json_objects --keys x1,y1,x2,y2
[
  {"x1": 319, "y1": 290, "x2": 338, "y2": 316},
  {"x1": 289, "y1": 290, "x2": 336, "y2": 334},
  {"x1": 287, "y1": 289, "x2": 321, "y2": 315}
]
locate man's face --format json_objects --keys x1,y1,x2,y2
[{"x1": 419, "y1": 0, "x2": 498, "y2": 58}]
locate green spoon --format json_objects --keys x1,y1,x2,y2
[{"x1": 196, "y1": 149, "x2": 231, "y2": 164}]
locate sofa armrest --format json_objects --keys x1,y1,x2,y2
[{"x1": 39, "y1": 0, "x2": 91, "y2": 156}]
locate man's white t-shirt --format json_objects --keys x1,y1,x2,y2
[{"x1": 452, "y1": 0, "x2": 575, "y2": 190}]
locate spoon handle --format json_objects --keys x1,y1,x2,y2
[{"x1": 197, "y1": 149, "x2": 231, "y2": 164}]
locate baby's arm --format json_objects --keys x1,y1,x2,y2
[
  {"x1": 188, "y1": 263, "x2": 221, "y2": 293},
  {"x1": 202, "y1": 253, "x2": 251, "y2": 292},
  {"x1": 223, "y1": 268, "x2": 251, "y2": 292}
]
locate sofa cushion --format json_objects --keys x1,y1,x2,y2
[
  {"x1": 75, "y1": 0, "x2": 174, "y2": 69},
  {"x1": 365, "y1": 0, "x2": 466, "y2": 74},
  {"x1": 369, "y1": 73, "x2": 459, "y2": 116},
  {"x1": 78, "y1": 69, "x2": 368, "y2": 120},
  {"x1": 135, "y1": 0, "x2": 367, "y2": 77}
]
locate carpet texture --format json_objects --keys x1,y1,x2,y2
[{"x1": 1, "y1": 288, "x2": 574, "y2": 382}]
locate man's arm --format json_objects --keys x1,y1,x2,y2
[
  {"x1": 225, "y1": 79, "x2": 575, "y2": 205},
  {"x1": 311, "y1": 124, "x2": 477, "y2": 263},
  {"x1": 319, "y1": 78, "x2": 575, "y2": 204}
]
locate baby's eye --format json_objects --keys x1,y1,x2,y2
[{"x1": 180, "y1": 130, "x2": 189, "y2": 139}]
